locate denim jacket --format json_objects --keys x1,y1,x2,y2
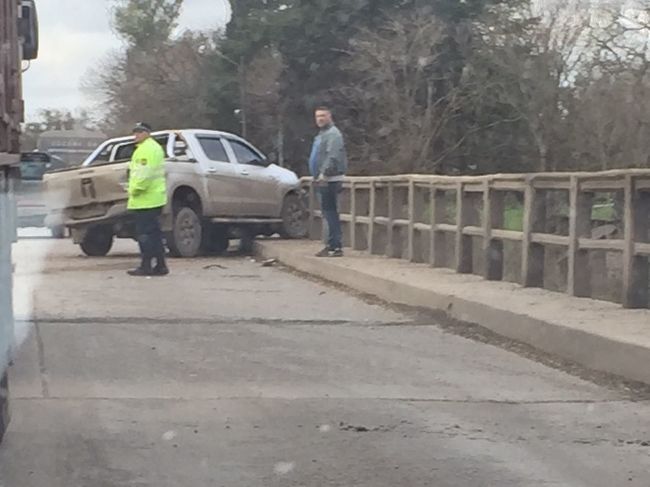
[{"x1": 311, "y1": 124, "x2": 348, "y2": 181}]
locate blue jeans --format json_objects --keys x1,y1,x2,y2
[{"x1": 319, "y1": 182, "x2": 342, "y2": 250}]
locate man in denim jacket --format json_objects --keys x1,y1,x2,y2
[{"x1": 308, "y1": 106, "x2": 348, "y2": 257}]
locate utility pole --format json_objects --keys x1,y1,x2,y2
[
  {"x1": 238, "y1": 57, "x2": 247, "y2": 139},
  {"x1": 277, "y1": 109, "x2": 284, "y2": 167},
  {"x1": 214, "y1": 50, "x2": 247, "y2": 138}
]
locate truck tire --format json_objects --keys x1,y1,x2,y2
[
  {"x1": 201, "y1": 225, "x2": 229, "y2": 256},
  {"x1": 238, "y1": 227, "x2": 256, "y2": 255},
  {"x1": 167, "y1": 206, "x2": 202, "y2": 258},
  {"x1": 279, "y1": 193, "x2": 308, "y2": 239},
  {"x1": 80, "y1": 227, "x2": 114, "y2": 257}
]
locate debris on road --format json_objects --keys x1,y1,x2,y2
[
  {"x1": 203, "y1": 264, "x2": 228, "y2": 270},
  {"x1": 261, "y1": 258, "x2": 277, "y2": 267},
  {"x1": 162, "y1": 431, "x2": 177, "y2": 441},
  {"x1": 338, "y1": 422, "x2": 396, "y2": 433},
  {"x1": 274, "y1": 462, "x2": 295, "y2": 475}
]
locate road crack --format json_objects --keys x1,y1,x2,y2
[{"x1": 33, "y1": 322, "x2": 50, "y2": 398}]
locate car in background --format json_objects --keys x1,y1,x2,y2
[{"x1": 16, "y1": 151, "x2": 67, "y2": 237}]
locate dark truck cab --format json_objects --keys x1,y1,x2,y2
[{"x1": 16, "y1": 151, "x2": 67, "y2": 234}]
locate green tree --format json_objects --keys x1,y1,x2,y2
[
  {"x1": 112, "y1": 0, "x2": 184, "y2": 50},
  {"x1": 213, "y1": 0, "x2": 532, "y2": 174}
]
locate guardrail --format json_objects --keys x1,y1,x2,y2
[{"x1": 304, "y1": 170, "x2": 650, "y2": 309}]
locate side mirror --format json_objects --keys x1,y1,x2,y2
[{"x1": 19, "y1": 1, "x2": 39, "y2": 61}]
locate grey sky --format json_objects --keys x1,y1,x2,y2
[{"x1": 23, "y1": 0, "x2": 231, "y2": 120}]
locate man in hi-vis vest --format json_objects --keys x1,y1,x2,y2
[{"x1": 127, "y1": 123, "x2": 169, "y2": 276}]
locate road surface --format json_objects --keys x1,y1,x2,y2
[{"x1": 1, "y1": 238, "x2": 649, "y2": 486}]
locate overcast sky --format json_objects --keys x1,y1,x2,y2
[{"x1": 23, "y1": 0, "x2": 231, "y2": 121}]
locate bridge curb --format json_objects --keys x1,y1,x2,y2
[{"x1": 257, "y1": 240, "x2": 650, "y2": 386}]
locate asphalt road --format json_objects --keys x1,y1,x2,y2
[{"x1": 1, "y1": 237, "x2": 649, "y2": 486}]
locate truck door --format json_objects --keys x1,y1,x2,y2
[
  {"x1": 222, "y1": 139, "x2": 279, "y2": 217},
  {"x1": 194, "y1": 135, "x2": 246, "y2": 216}
]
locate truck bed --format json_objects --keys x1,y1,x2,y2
[
  {"x1": 45, "y1": 162, "x2": 129, "y2": 209},
  {"x1": 44, "y1": 162, "x2": 130, "y2": 223}
]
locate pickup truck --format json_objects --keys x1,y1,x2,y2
[{"x1": 44, "y1": 129, "x2": 307, "y2": 257}]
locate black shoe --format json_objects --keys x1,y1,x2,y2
[
  {"x1": 329, "y1": 248, "x2": 344, "y2": 257},
  {"x1": 127, "y1": 267, "x2": 153, "y2": 277},
  {"x1": 315, "y1": 247, "x2": 331, "y2": 257},
  {"x1": 152, "y1": 266, "x2": 170, "y2": 276}
]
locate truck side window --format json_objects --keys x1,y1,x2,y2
[
  {"x1": 198, "y1": 137, "x2": 229, "y2": 163},
  {"x1": 114, "y1": 143, "x2": 135, "y2": 162},
  {"x1": 153, "y1": 136, "x2": 169, "y2": 154},
  {"x1": 230, "y1": 140, "x2": 265, "y2": 166},
  {"x1": 94, "y1": 143, "x2": 115, "y2": 163}
]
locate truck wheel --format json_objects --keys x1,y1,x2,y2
[
  {"x1": 80, "y1": 227, "x2": 114, "y2": 257},
  {"x1": 279, "y1": 193, "x2": 308, "y2": 239},
  {"x1": 201, "y1": 225, "x2": 229, "y2": 256},
  {"x1": 239, "y1": 227, "x2": 256, "y2": 255},
  {"x1": 167, "y1": 206, "x2": 202, "y2": 258}
]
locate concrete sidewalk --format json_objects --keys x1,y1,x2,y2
[{"x1": 257, "y1": 240, "x2": 650, "y2": 386}]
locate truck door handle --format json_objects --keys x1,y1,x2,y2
[
  {"x1": 207, "y1": 168, "x2": 218, "y2": 173},
  {"x1": 240, "y1": 170, "x2": 250, "y2": 176}
]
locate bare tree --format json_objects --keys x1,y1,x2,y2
[
  {"x1": 243, "y1": 47, "x2": 286, "y2": 162},
  {"x1": 564, "y1": 1, "x2": 650, "y2": 170},
  {"x1": 468, "y1": 1, "x2": 595, "y2": 172},
  {"x1": 338, "y1": 11, "x2": 465, "y2": 174},
  {"x1": 84, "y1": 33, "x2": 216, "y2": 134}
]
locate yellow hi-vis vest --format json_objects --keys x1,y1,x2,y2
[{"x1": 127, "y1": 137, "x2": 167, "y2": 210}]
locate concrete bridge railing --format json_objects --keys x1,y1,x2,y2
[{"x1": 304, "y1": 170, "x2": 650, "y2": 309}]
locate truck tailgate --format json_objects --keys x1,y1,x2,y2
[{"x1": 44, "y1": 162, "x2": 129, "y2": 213}]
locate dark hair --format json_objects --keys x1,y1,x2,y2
[{"x1": 314, "y1": 106, "x2": 331, "y2": 113}]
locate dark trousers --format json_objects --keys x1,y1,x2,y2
[
  {"x1": 133, "y1": 207, "x2": 166, "y2": 270},
  {"x1": 319, "y1": 181, "x2": 343, "y2": 250}
]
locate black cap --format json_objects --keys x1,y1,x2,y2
[{"x1": 132, "y1": 122, "x2": 152, "y2": 133}]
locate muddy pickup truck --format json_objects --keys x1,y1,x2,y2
[{"x1": 44, "y1": 129, "x2": 307, "y2": 257}]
